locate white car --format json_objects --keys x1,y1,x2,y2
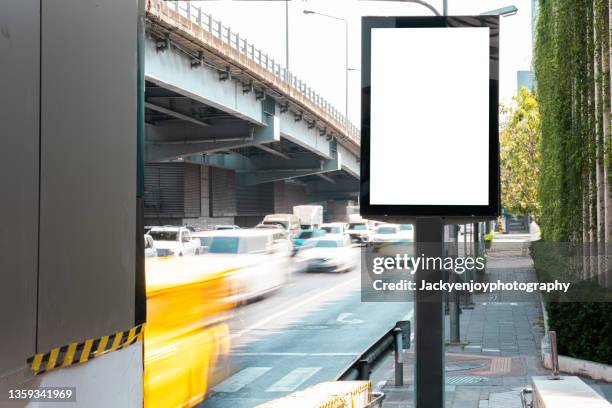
[
  {"x1": 294, "y1": 235, "x2": 356, "y2": 273},
  {"x1": 144, "y1": 235, "x2": 157, "y2": 258},
  {"x1": 347, "y1": 221, "x2": 370, "y2": 245},
  {"x1": 321, "y1": 222, "x2": 347, "y2": 235},
  {"x1": 398, "y1": 224, "x2": 414, "y2": 241},
  {"x1": 371, "y1": 224, "x2": 413, "y2": 255},
  {"x1": 147, "y1": 226, "x2": 201, "y2": 256},
  {"x1": 199, "y1": 229, "x2": 291, "y2": 303},
  {"x1": 370, "y1": 224, "x2": 402, "y2": 250}
]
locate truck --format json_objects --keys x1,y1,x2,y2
[
  {"x1": 293, "y1": 205, "x2": 324, "y2": 230},
  {"x1": 260, "y1": 213, "x2": 301, "y2": 233}
]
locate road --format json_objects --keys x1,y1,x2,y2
[{"x1": 202, "y1": 250, "x2": 411, "y2": 407}]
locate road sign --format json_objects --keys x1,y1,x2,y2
[{"x1": 360, "y1": 16, "x2": 500, "y2": 220}]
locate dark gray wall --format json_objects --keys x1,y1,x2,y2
[
  {"x1": 144, "y1": 163, "x2": 185, "y2": 217},
  {"x1": 184, "y1": 163, "x2": 201, "y2": 218},
  {"x1": 211, "y1": 167, "x2": 237, "y2": 217},
  {"x1": 274, "y1": 181, "x2": 307, "y2": 214},
  {"x1": 236, "y1": 183, "x2": 274, "y2": 216},
  {"x1": 0, "y1": 0, "x2": 40, "y2": 376},
  {"x1": 36, "y1": 0, "x2": 137, "y2": 351}
]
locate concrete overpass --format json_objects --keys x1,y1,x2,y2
[{"x1": 143, "y1": 0, "x2": 360, "y2": 227}]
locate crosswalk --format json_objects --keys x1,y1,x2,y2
[
  {"x1": 213, "y1": 367, "x2": 272, "y2": 393},
  {"x1": 265, "y1": 367, "x2": 321, "y2": 392},
  {"x1": 212, "y1": 366, "x2": 324, "y2": 394}
]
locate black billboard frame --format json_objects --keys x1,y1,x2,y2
[{"x1": 360, "y1": 16, "x2": 500, "y2": 221}]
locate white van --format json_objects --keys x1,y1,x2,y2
[{"x1": 199, "y1": 229, "x2": 291, "y2": 303}]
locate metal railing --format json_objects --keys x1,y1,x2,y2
[
  {"x1": 336, "y1": 320, "x2": 410, "y2": 386},
  {"x1": 367, "y1": 392, "x2": 385, "y2": 407},
  {"x1": 148, "y1": 0, "x2": 361, "y2": 145}
]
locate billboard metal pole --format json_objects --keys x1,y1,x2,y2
[
  {"x1": 415, "y1": 217, "x2": 445, "y2": 408},
  {"x1": 361, "y1": 14, "x2": 499, "y2": 408}
]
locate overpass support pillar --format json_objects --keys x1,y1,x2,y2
[{"x1": 325, "y1": 200, "x2": 351, "y2": 223}]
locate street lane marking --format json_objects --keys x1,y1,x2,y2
[
  {"x1": 230, "y1": 277, "x2": 359, "y2": 341},
  {"x1": 213, "y1": 367, "x2": 271, "y2": 393},
  {"x1": 230, "y1": 352, "x2": 359, "y2": 356},
  {"x1": 336, "y1": 312, "x2": 364, "y2": 324},
  {"x1": 266, "y1": 367, "x2": 322, "y2": 392}
]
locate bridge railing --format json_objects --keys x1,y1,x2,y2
[{"x1": 147, "y1": 0, "x2": 360, "y2": 146}]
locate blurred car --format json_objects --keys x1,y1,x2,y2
[
  {"x1": 144, "y1": 234, "x2": 157, "y2": 258},
  {"x1": 370, "y1": 224, "x2": 402, "y2": 251},
  {"x1": 191, "y1": 230, "x2": 215, "y2": 251},
  {"x1": 200, "y1": 229, "x2": 291, "y2": 303},
  {"x1": 371, "y1": 224, "x2": 414, "y2": 256},
  {"x1": 294, "y1": 235, "x2": 356, "y2": 273},
  {"x1": 292, "y1": 229, "x2": 326, "y2": 253},
  {"x1": 144, "y1": 256, "x2": 234, "y2": 408},
  {"x1": 147, "y1": 226, "x2": 201, "y2": 256},
  {"x1": 261, "y1": 213, "x2": 300, "y2": 233},
  {"x1": 347, "y1": 221, "x2": 370, "y2": 245},
  {"x1": 321, "y1": 222, "x2": 347, "y2": 235},
  {"x1": 398, "y1": 224, "x2": 414, "y2": 241},
  {"x1": 214, "y1": 224, "x2": 240, "y2": 230},
  {"x1": 271, "y1": 230, "x2": 293, "y2": 254}
]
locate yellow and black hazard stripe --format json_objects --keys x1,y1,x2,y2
[{"x1": 27, "y1": 324, "x2": 144, "y2": 375}]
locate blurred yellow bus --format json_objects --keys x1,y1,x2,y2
[{"x1": 144, "y1": 256, "x2": 236, "y2": 408}]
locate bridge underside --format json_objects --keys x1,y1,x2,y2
[{"x1": 143, "y1": 71, "x2": 359, "y2": 226}]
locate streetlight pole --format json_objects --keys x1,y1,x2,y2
[
  {"x1": 344, "y1": 19, "x2": 348, "y2": 129},
  {"x1": 303, "y1": 10, "x2": 349, "y2": 129},
  {"x1": 285, "y1": 1, "x2": 290, "y2": 73}
]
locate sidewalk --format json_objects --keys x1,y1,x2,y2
[{"x1": 371, "y1": 235, "x2": 608, "y2": 407}]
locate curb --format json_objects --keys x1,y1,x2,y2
[{"x1": 539, "y1": 299, "x2": 612, "y2": 382}]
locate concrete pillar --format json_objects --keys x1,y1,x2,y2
[{"x1": 325, "y1": 200, "x2": 350, "y2": 223}]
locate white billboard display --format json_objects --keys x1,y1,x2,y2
[{"x1": 361, "y1": 17, "x2": 499, "y2": 218}]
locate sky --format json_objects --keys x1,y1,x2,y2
[{"x1": 191, "y1": 0, "x2": 534, "y2": 127}]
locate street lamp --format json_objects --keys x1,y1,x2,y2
[
  {"x1": 303, "y1": 10, "x2": 350, "y2": 129},
  {"x1": 480, "y1": 5, "x2": 518, "y2": 17}
]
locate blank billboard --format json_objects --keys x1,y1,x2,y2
[{"x1": 361, "y1": 17, "x2": 499, "y2": 218}]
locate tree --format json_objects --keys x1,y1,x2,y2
[{"x1": 500, "y1": 87, "x2": 542, "y2": 218}]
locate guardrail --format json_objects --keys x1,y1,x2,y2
[
  {"x1": 367, "y1": 392, "x2": 385, "y2": 407},
  {"x1": 336, "y1": 320, "x2": 410, "y2": 386},
  {"x1": 146, "y1": 0, "x2": 360, "y2": 148}
]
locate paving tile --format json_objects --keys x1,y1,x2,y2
[{"x1": 380, "y1": 241, "x2": 609, "y2": 405}]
